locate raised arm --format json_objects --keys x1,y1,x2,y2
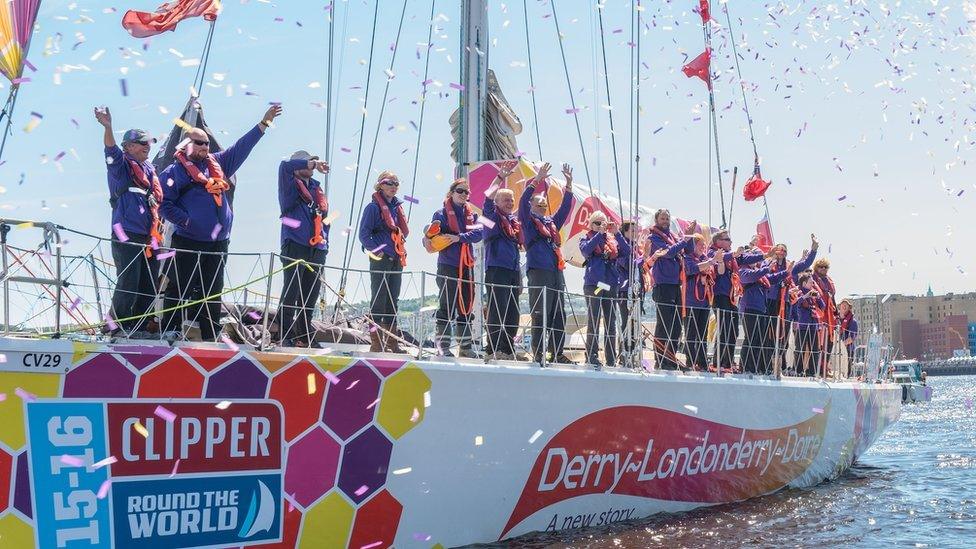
[
  {"x1": 579, "y1": 231, "x2": 606, "y2": 256},
  {"x1": 215, "y1": 105, "x2": 282, "y2": 177},
  {"x1": 739, "y1": 265, "x2": 770, "y2": 285}
]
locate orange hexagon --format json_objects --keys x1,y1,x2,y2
[
  {"x1": 269, "y1": 360, "x2": 327, "y2": 442},
  {"x1": 136, "y1": 355, "x2": 205, "y2": 398}
]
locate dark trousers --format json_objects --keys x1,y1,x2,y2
[
  {"x1": 795, "y1": 325, "x2": 821, "y2": 376},
  {"x1": 741, "y1": 310, "x2": 773, "y2": 374},
  {"x1": 527, "y1": 268, "x2": 566, "y2": 362},
  {"x1": 435, "y1": 263, "x2": 475, "y2": 349},
  {"x1": 820, "y1": 333, "x2": 835, "y2": 374},
  {"x1": 279, "y1": 240, "x2": 327, "y2": 344},
  {"x1": 161, "y1": 235, "x2": 228, "y2": 341},
  {"x1": 584, "y1": 285, "x2": 617, "y2": 366},
  {"x1": 617, "y1": 291, "x2": 640, "y2": 358},
  {"x1": 652, "y1": 284, "x2": 682, "y2": 370},
  {"x1": 369, "y1": 254, "x2": 402, "y2": 326},
  {"x1": 110, "y1": 234, "x2": 159, "y2": 332},
  {"x1": 684, "y1": 305, "x2": 710, "y2": 370},
  {"x1": 485, "y1": 267, "x2": 521, "y2": 356},
  {"x1": 713, "y1": 294, "x2": 739, "y2": 368}
]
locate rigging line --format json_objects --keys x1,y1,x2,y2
[
  {"x1": 323, "y1": 1, "x2": 337, "y2": 196},
  {"x1": 628, "y1": 0, "x2": 636, "y2": 211},
  {"x1": 0, "y1": 86, "x2": 21, "y2": 165},
  {"x1": 722, "y1": 3, "x2": 759, "y2": 168},
  {"x1": 595, "y1": 3, "x2": 625, "y2": 220},
  {"x1": 522, "y1": 0, "x2": 544, "y2": 160},
  {"x1": 329, "y1": 0, "x2": 351, "y2": 163},
  {"x1": 588, "y1": 5, "x2": 602, "y2": 195},
  {"x1": 701, "y1": 19, "x2": 727, "y2": 229},
  {"x1": 550, "y1": 0, "x2": 594, "y2": 196},
  {"x1": 335, "y1": 0, "x2": 383, "y2": 293},
  {"x1": 407, "y1": 0, "x2": 438, "y2": 221},
  {"x1": 192, "y1": 19, "x2": 218, "y2": 95}
]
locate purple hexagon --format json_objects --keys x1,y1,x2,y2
[
  {"x1": 14, "y1": 452, "x2": 31, "y2": 518},
  {"x1": 111, "y1": 345, "x2": 172, "y2": 370},
  {"x1": 63, "y1": 354, "x2": 135, "y2": 398},
  {"x1": 284, "y1": 428, "x2": 341, "y2": 508},
  {"x1": 205, "y1": 357, "x2": 269, "y2": 399},
  {"x1": 322, "y1": 362, "x2": 381, "y2": 440},
  {"x1": 338, "y1": 426, "x2": 392, "y2": 504}
]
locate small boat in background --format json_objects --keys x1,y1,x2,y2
[{"x1": 891, "y1": 360, "x2": 933, "y2": 404}]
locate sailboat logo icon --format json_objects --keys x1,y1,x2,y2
[{"x1": 238, "y1": 480, "x2": 277, "y2": 539}]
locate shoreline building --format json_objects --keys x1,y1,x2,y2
[{"x1": 848, "y1": 287, "x2": 976, "y2": 360}]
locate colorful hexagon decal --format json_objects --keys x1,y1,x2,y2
[
  {"x1": 322, "y1": 362, "x2": 381, "y2": 440},
  {"x1": 298, "y1": 491, "x2": 354, "y2": 549},
  {"x1": 110, "y1": 345, "x2": 172, "y2": 370},
  {"x1": 63, "y1": 354, "x2": 135, "y2": 398},
  {"x1": 378, "y1": 364, "x2": 432, "y2": 440},
  {"x1": 136, "y1": 354, "x2": 204, "y2": 398},
  {"x1": 250, "y1": 495, "x2": 302, "y2": 549},
  {"x1": 181, "y1": 347, "x2": 237, "y2": 372},
  {"x1": 284, "y1": 427, "x2": 341, "y2": 508},
  {"x1": 269, "y1": 360, "x2": 326, "y2": 441},
  {"x1": 338, "y1": 426, "x2": 392, "y2": 504},
  {"x1": 0, "y1": 372, "x2": 61, "y2": 450},
  {"x1": 205, "y1": 357, "x2": 269, "y2": 399},
  {"x1": 0, "y1": 514, "x2": 34, "y2": 547},
  {"x1": 13, "y1": 451, "x2": 31, "y2": 518},
  {"x1": 0, "y1": 449, "x2": 11, "y2": 513},
  {"x1": 348, "y1": 489, "x2": 404, "y2": 549}
]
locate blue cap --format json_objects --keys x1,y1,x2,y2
[{"x1": 122, "y1": 129, "x2": 156, "y2": 145}]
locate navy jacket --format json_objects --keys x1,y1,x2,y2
[
  {"x1": 278, "y1": 159, "x2": 329, "y2": 253},
  {"x1": 580, "y1": 231, "x2": 631, "y2": 290},
  {"x1": 105, "y1": 145, "x2": 158, "y2": 237},
  {"x1": 517, "y1": 181, "x2": 575, "y2": 271},
  {"x1": 738, "y1": 264, "x2": 789, "y2": 314},
  {"x1": 709, "y1": 249, "x2": 764, "y2": 298},
  {"x1": 794, "y1": 290, "x2": 826, "y2": 326},
  {"x1": 649, "y1": 229, "x2": 693, "y2": 285},
  {"x1": 482, "y1": 197, "x2": 520, "y2": 271},
  {"x1": 359, "y1": 195, "x2": 406, "y2": 258},
  {"x1": 429, "y1": 201, "x2": 483, "y2": 267}
]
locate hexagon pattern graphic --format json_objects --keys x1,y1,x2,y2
[{"x1": 0, "y1": 343, "x2": 432, "y2": 547}]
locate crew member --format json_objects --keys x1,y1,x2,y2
[
  {"x1": 764, "y1": 235, "x2": 818, "y2": 370},
  {"x1": 682, "y1": 234, "x2": 716, "y2": 371},
  {"x1": 423, "y1": 178, "x2": 484, "y2": 358},
  {"x1": 838, "y1": 299, "x2": 859, "y2": 376},
  {"x1": 482, "y1": 162, "x2": 522, "y2": 360},
  {"x1": 648, "y1": 210, "x2": 693, "y2": 370},
  {"x1": 159, "y1": 105, "x2": 281, "y2": 341},
  {"x1": 277, "y1": 151, "x2": 330, "y2": 347},
  {"x1": 519, "y1": 162, "x2": 576, "y2": 365},
  {"x1": 793, "y1": 273, "x2": 826, "y2": 376},
  {"x1": 615, "y1": 221, "x2": 643, "y2": 365},
  {"x1": 812, "y1": 258, "x2": 838, "y2": 373},
  {"x1": 359, "y1": 171, "x2": 409, "y2": 353},
  {"x1": 580, "y1": 212, "x2": 630, "y2": 368},
  {"x1": 709, "y1": 231, "x2": 763, "y2": 371},
  {"x1": 95, "y1": 106, "x2": 162, "y2": 336},
  {"x1": 738, "y1": 255, "x2": 791, "y2": 374}
]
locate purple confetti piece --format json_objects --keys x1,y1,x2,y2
[
  {"x1": 211, "y1": 223, "x2": 222, "y2": 240},
  {"x1": 155, "y1": 250, "x2": 175, "y2": 261},
  {"x1": 15, "y1": 387, "x2": 36, "y2": 402},
  {"x1": 54, "y1": 151, "x2": 66, "y2": 162},
  {"x1": 68, "y1": 297, "x2": 83, "y2": 311},
  {"x1": 154, "y1": 405, "x2": 177, "y2": 423},
  {"x1": 449, "y1": 82, "x2": 465, "y2": 90},
  {"x1": 220, "y1": 334, "x2": 239, "y2": 352},
  {"x1": 837, "y1": 195, "x2": 847, "y2": 201},
  {"x1": 60, "y1": 455, "x2": 85, "y2": 467},
  {"x1": 113, "y1": 223, "x2": 129, "y2": 242},
  {"x1": 23, "y1": 59, "x2": 36, "y2": 72},
  {"x1": 354, "y1": 485, "x2": 369, "y2": 496},
  {"x1": 97, "y1": 480, "x2": 112, "y2": 499},
  {"x1": 403, "y1": 195, "x2": 419, "y2": 204},
  {"x1": 565, "y1": 108, "x2": 581, "y2": 114},
  {"x1": 11, "y1": 77, "x2": 31, "y2": 84},
  {"x1": 119, "y1": 78, "x2": 128, "y2": 96},
  {"x1": 169, "y1": 459, "x2": 181, "y2": 478},
  {"x1": 104, "y1": 314, "x2": 118, "y2": 331},
  {"x1": 247, "y1": 311, "x2": 262, "y2": 320},
  {"x1": 323, "y1": 370, "x2": 340, "y2": 385},
  {"x1": 340, "y1": 147, "x2": 351, "y2": 153},
  {"x1": 370, "y1": 244, "x2": 387, "y2": 254},
  {"x1": 811, "y1": 407, "x2": 824, "y2": 414},
  {"x1": 280, "y1": 216, "x2": 301, "y2": 229}
]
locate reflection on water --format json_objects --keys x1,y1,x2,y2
[{"x1": 490, "y1": 377, "x2": 976, "y2": 548}]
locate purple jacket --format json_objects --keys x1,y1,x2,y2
[
  {"x1": 794, "y1": 290, "x2": 826, "y2": 326},
  {"x1": 580, "y1": 232, "x2": 631, "y2": 290},
  {"x1": 841, "y1": 314, "x2": 859, "y2": 349},
  {"x1": 359, "y1": 195, "x2": 406, "y2": 258},
  {"x1": 483, "y1": 198, "x2": 520, "y2": 271},
  {"x1": 430, "y1": 201, "x2": 484, "y2": 267},
  {"x1": 709, "y1": 248, "x2": 764, "y2": 298},
  {"x1": 160, "y1": 125, "x2": 265, "y2": 242},
  {"x1": 105, "y1": 145, "x2": 158, "y2": 237},
  {"x1": 764, "y1": 249, "x2": 817, "y2": 304},
  {"x1": 682, "y1": 252, "x2": 712, "y2": 309},
  {"x1": 615, "y1": 240, "x2": 643, "y2": 294},
  {"x1": 649, "y1": 229, "x2": 693, "y2": 286},
  {"x1": 278, "y1": 159, "x2": 329, "y2": 253},
  {"x1": 738, "y1": 264, "x2": 789, "y2": 314},
  {"x1": 518, "y1": 182, "x2": 575, "y2": 272}
]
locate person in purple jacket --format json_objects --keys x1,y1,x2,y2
[
  {"x1": 482, "y1": 162, "x2": 523, "y2": 360},
  {"x1": 709, "y1": 232, "x2": 764, "y2": 370},
  {"x1": 838, "y1": 299, "x2": 859, "y2": 375},
  {"x1": 615, "y1": 221, "x2": 644, "y2": 365},
  {"x1": 518, "y1": 162, "x2": 576, "y2": 365},
  {"x1": 682, "y1": 234, "x2": 717, "y2": 371},
  {"x1": 276, "y1": 150, "x2": 330, "y2": 348},
  {"x1": 764, "y1": 235, "x2": 818, "y2": 370},
  {"x1": 580, "y1": 211, "x2": 630, "y2": 369},
  {"x1": 423, "y1": 178, "x2": 484, "y2": 358},
  {"x1": 738, "y1": 255, "x2": 792, "y2": 374},
  {"x1": 793, "y1": 273, "x2": 826, "y2": 377},
  {"x1": 159, "y1": 104, "x2": 281, "y2": 341},
  {"x1": 648, "y1": 210, "x2": 694, "y2": 370},
  {"x1": 95, "y1": 106, "x2": 162, "y2": 335}
]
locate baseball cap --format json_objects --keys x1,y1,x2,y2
[
  {"x1": 122, "y1": 129, "x2": 157, "y2": 145},
  {"x1": 290, "y1": 150, "x2": 319, "y2": 162}
]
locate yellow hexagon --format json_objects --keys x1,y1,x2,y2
[
  {"x1": 0, "y1": 372, "x2": 62, "y2": 450},
  {"x1": 308, "y1": 355, "x2": 355, "y2": 375},
  {"x1": 377, "y1": 364, "x2": 431, "y2": 440},
  {"x1": 0, "y1": 513, "x2": 36, "y2": 547},
  {"x1": 299, "y1": 491, "x2": 354, "y2": 549}
]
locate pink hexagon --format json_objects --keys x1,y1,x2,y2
[
  {"x1": 284, "y1": 427, "x2": 341, "y2": 508},
  {"x1": 322, "y1": 362, "x2": 380, "y2": 440},
  {"x1": 63, "y1": 354, "x2": 135, "y2": 398}
]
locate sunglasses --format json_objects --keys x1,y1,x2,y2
[
  {"x1": 132, "y1": 140, "x2": 150, "y2": 147},
  {"x1": 191, "y1": 139, "x2": 210, "y2": 146},
  {"x1": 381, "y1": 179, "x2": 400, "y2": 187},
  {"x1": 718, "y1": 237, "x2": 731, "y2": 241},
  {"x1": 592, "y1": 221, "x2": 604, "y2": 226},
  {"x1": 453, "y1": 188, "x2": 470, "y2": 195}
]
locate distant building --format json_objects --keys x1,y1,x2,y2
[{"x1": 847, "y1": 292, "x2": 976, "y2": 360}]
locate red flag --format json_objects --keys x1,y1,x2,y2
[
  {"x1": 742, "y1": 173, "x2": 772, "y2": 201},
  {"x1": 682, "y1": 48, "x2": 711, "y2": 89},
  {"x1": 755, "y1": 215, "x2": 774, "y2": 253},
  {"x1": 698, "y1": 0, "x2": 711, "y2": 24},
  {"x1": 122, "y1": 0, "x2": 221, "y2": 38}
]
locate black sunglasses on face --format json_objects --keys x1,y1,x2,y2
[
  {"x1": 192, "y1": 139, "x2": 210, "y2": 146},
  {"x1": 454, "y1": 188, "x2": 470, "y2": 195},
  {"x1": 592, "y1": 221, "x2": 604, "y2": 226},
  {"x1": 381, "y1": 180, "x2": 400, "y2": 187}
]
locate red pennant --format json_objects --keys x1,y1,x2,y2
[
  {"x1": 122, "y1": 0, "x2": 221, "y2": 39},
  {"x1": 756, "y1": 215, "x2": 774, "y2": 253},
  {"x1": 698, "y1": 0, "x2": 711, "y2": 24},
  {"x1": 742, "y1": 174, "x2": 772, "y2": 202},
  {"x1": 682, "y1": 48, "x2": 712, "y2": 89}
]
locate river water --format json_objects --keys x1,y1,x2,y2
[{"x1": 498, "y1": 376, "x2": 976, "y2": 548}]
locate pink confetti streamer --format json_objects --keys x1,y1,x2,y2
[
  {"x1": 220, "y1": 334, "x2": 240, "y2": 352},
  {"x1": 97, "y1": 480, "x2": 112, "y2": 499},
  {"x1": 360, "y1": 542, "x2": 383, "y2": 549},
  {"x1": 155, "y1": 250, "x2": 175, "y2": 261},
  {"x1": 113, "y1": 223, "x2": 129, "y2": 242},
  {"x1": 247, "y1": 311, "x2": 262, "y2": 320},
  {"x1": 93, "y1": 456, "x2": 117, "y2": 469},
  {"x1": 354, "y1": 485, "x2": 369, "y2": 496},
  {"x1": 11, "y1": 77, "x2": 31, "y2": 84},
  {"x1": 402, "y1": 195, "x2": 419, "y2": 204},
  {"x1": 449, "y1": 82, "x2": 465, "y2": 90},
  {"x1": 812, "y1": 407, "x2": 825, "y2": 414},
  {"x1": 154, "y1": 405, "x2": 177, "y2": 423},
  {"x1": 280, "y1": 216, "x2": 301, "y2": 228},
  {"x1": 104, "y1": 314, "x2": 118, "y2": 331},
  {"x1": 211, "y1": 223, "x2": 223, "y2": 240},
  {"x1": 60, "y1": 455, "x2": 85, "y2": 467},
  {"x1": 323, "y1": 370, "x2": 340, "y2": 385},
  {"x1": 169, "y1": 459, "x2": 181, "y2": 478},
  {"x1": 370, "y1": 244, "x2": 387, "y2": 254},
  {"x1": 14, "y1": 387, "x2": 35, "y2": 401}
]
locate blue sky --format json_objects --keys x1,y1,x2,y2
[{"x1": 1, "y1": 0, "x2": 974, "y2": 298}]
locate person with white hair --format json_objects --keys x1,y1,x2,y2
[
  {"x1": 580, "y1": 211, "x2": 630, "y2": 368},
  {"x1": 482, "y1": 161, "x2": 523, "y2": 360}
]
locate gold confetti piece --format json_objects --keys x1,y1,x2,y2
[
  {"x1": 474, "y1": 435, "x2": 484, "y2": 446},
  {"x1": 173, "y1": 118, "x2": 192, "y2": 131},
  {"x1": 16, "y1": 222, "x2": 33, "y2": 229},
  {"x1": 307, "y1": 373, "x2": 317, "y2": 395},
  {"x1": 133, "y1": 421, "x2": 148, "y2": 438}
]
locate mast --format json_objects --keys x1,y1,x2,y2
[{"x1": 459, "y1": 0, "x2": 488, "y2": 352}]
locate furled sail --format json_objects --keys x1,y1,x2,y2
[{"x1": 450, "y1": 69, "x2": 523, "y2": 163}]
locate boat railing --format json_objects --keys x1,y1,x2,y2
[{"x1": 0, "y1": 218, "x2": 866, "y2": 381}]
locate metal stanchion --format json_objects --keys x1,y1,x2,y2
[
  {"x1": 417, "y1": 272, "x2": 427, "y2": 361},
  {"x1": 773, "y1": 317, "x2": 782, "y2": 380},
  {"x1": 540, "y1": 286, "x2": 548, "y2": 368},
  {"x1": 90, "y1": 256, "x2": 104, "y2": 323},
  {"x1": 261, "y1": 254, "x2": 274, "y2": 351}
]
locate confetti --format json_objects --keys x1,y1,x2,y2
[
  {"x1": 370, "y1": 244, "x2": 387, "y2": 254},
  {"x1": 215, "y1": 401, "x2": 232, "y2": 410},
  {"x1": 360, "y1": 542, "x2": 383, "y2": 549},
  {"x1": 280, "y1": 216, "x2": 301, "y2": 228},
  {"x1": 307, "y1": 373, "x2": 317, "y2": 395},
  {"x1": 324, "y1": 370, "x2": 340, "y2": 385},
  {"x1": 155, "y1": 250, "x2": 175, "y2": 261},
  {"x1": 683, "y1": 404, "x2": 699, "y2": 414},
  {"x1": 15, "y1": 387, "x2": 36, "y2": 401},
  {"x1": 112, "y1": 223, "x2": 129, "y2": 242},
  {"x1": 93, "y1": 456, "x2": 117, "y2": 469},
  {"x1": 477, "y1": 216, "x2": 496, "y2": 229},
  {"x1": 812, "y1": 407, "x2": 825, "y2": 414},
  {"x1": 837, "y1": 195, "x2": 847, "y2": 201},
  {"x1": 529, "y1": 429, "x2": 543, "y2": 444},
  {"x1": 474, "y1": 435, "x2": 484, "y2": 446},
  {"x1": 119, "y1": 78, "x2": 128, "y2": 96},
  {"x1": 133, "y1": 421, "x2": 149, "y2": 438},
  {"x1": 210, "y1": 223, "x2": 223, "y2": 240},
  {"x1": 169, "y1": 459, "x2": 181, "y2": 478},
  {"x1": 154, "y1": 405, "x2": 177, "y2": 423},
  {"x1": 60, "y1": 455, "x2": 85, "y2": 467},
  {"x1": 104, "y1": 314, "x2": 118, "y2": 331},
  {"x1": 403, "y1": 195, "x2": 420, "y2": 204},
  {"x1": 449, "y1": 82, "x2": 465, "y2": 90},
  {"x1": 220, "y1": 334, "x2": 239, "y2": 352},
  {"x1": 97, "y1": 480, "x2": 112, "y2": 499},
  {"x1": 393, "y1": 467, "x2": 412, "y2": 475},
  {"x1": 409, "y1": 407, "x2": 420, "y2": 422},
  {"x1": 354, "y1": 485, "x2": 369, "y2": 496}
]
